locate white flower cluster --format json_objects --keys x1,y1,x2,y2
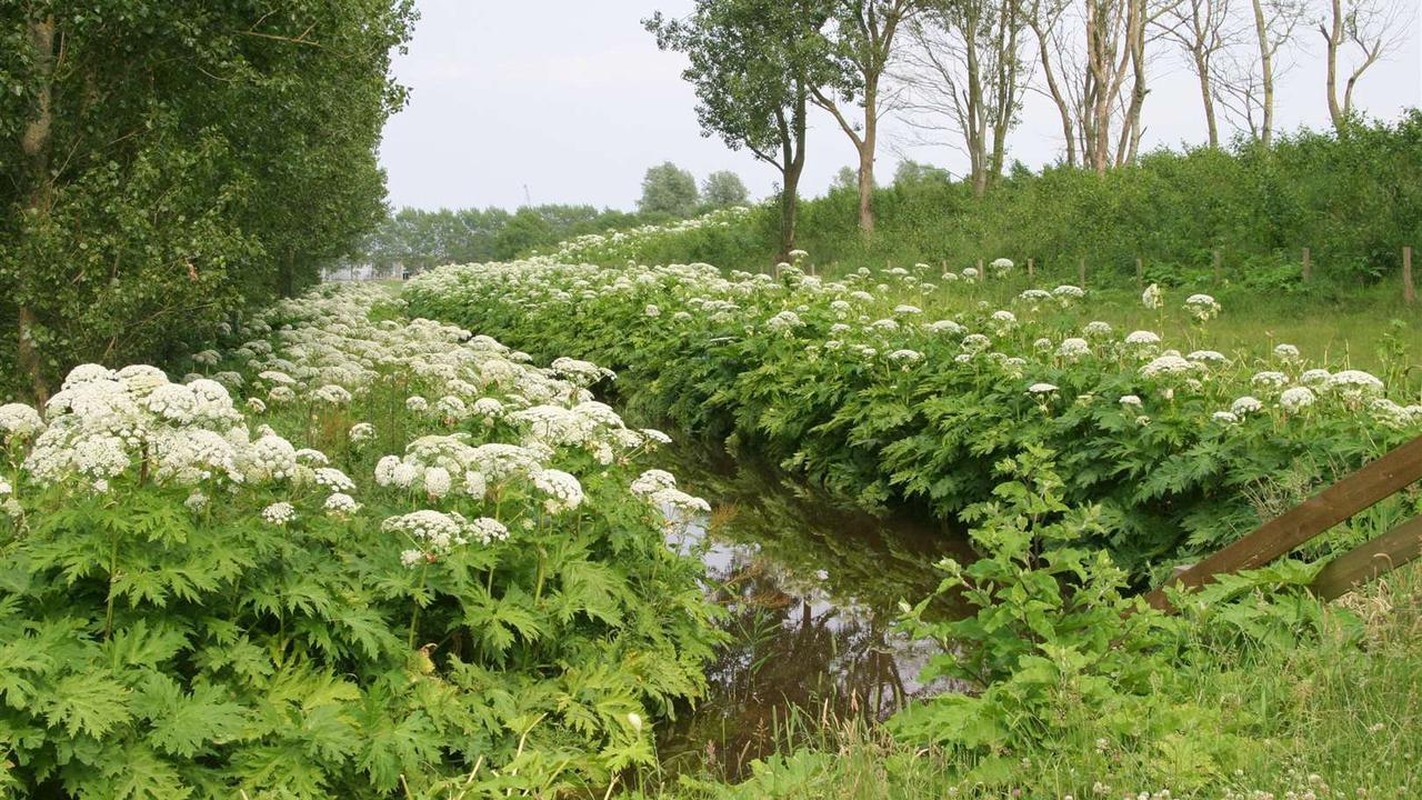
[
  {"x1": 0, "y1": 403, "x2": 45, "y2": 443},
  {"x1": 1183, "y1": 293, "x2": 1221, "y2": 321},
  {"x1": 1142, "y1": 283, "x2": 1163, "y2": 310},
  {"x1": 262, "y1": 501, "x2": 296, "y2": 526},
  {"x1": 386, "y1": 509, "x2": 508, "y2": 567},
  {"x1": 19, "y1": 364, "x2": 313, "y2": 490},
  {"x1": 532, "y1": 468, "x2": 584, "y2": 514}
]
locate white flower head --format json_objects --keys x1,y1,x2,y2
[
  {"x1": 262, "y1": 501, "x2": 296, "y2": 526},
  {"x1": 1142, "y1": 283, "x2": 1163, "y2": 310},
  {"x1": 1279, "y1": 386, "x2": 1317, "y2": 413}
]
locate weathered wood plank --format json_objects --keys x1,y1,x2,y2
[
  {"x1": 1310, "y1": 514, "x2": 1422, "y2": 601},
  {"x1": 1146, "y1": 435, "x2": 1422, "y2": 610}
]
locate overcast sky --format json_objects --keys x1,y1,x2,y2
[{"x1": 377, "y1": 1, "x2": 1422, "y2": 213}]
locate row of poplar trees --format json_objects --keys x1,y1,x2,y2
[{"x1": 0, "y1": 2, "x2": 415, "y2": 402}]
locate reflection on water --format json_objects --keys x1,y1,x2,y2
[{"x1": 655, "y1": 447, "x2": 973, "y2": 782}]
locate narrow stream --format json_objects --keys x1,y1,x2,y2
[{"x1": 653, "y1": 445, "x2": 974, "y2": 782}]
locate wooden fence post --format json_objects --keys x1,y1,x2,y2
[
  {"x1": 1302, "y1": 247, "x2": 1312, "y2": 282},
  {"x1": 1213, "y1": 249, "x2": 1222, "y2": 285},
  {"x1": 1135, "y1": 257, "x2": 1143, "y2": 287},
  {"x1": 1405, "y1": 246, "x2": 1415, "y2": 306},
  {"x1": 1078, "y1": 257, "x2": 1086, "y2": 287},
  {"x1": 1027, "y1": 257, "x2": 1035, "y2": 282},
  {"x1": 976, "y1": 258, "x2": 984, "y2": 280}
]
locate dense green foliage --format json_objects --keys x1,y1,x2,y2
[
  {"x1": 638, "y1": 163, "x2": 701, "y2": 219},
  {"x1": 0, "y1": 285, "x2": 719, "y2": 797},
  {"x1": 405, "y1": 259, "x2": 1421, "y2": 579},
  {"x1": 0, "y1": 2, "x2": 413, "y2": 401},
  {"x1": 699, "y1": 171, "x2": 750, "y2": 209},
  {"x1": 562, "y1": 114, "x2": 1422, "y2": 294}
]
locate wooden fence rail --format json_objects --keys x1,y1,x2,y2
[{"x1": 1145, "y1": 435, "x2": 1422, "y2": 611}]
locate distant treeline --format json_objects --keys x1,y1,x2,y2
[
  {"x1": 358, "y1": 205, "x2": 640, "y2": 272},
  {"x1": 630, "y1": 113, "x2": 1422, "y2": 294}
]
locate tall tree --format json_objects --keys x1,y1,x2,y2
[
  {"x1": 638, "y1": 161, "x2": 701, "y2": 217},
  {"x1": 647, "y1": 0, "x2": 834, "y2": 260},
  {"x1": 1021, "y1": 0, "x2": 1080, "y2": 166},
  {"x1": 1213, "y1": 0, "x2": 1305, "y2": 146},
  {"x1": 812, "y1": 0, "x2": 923, "y2": 234},
  {"x1": 1318, "y1": 0, "x2": 1411, "y2": 133},
  {"x1": 0, "y1": 1, "x2": 413, "y2": 401},
  {"x1": 1160, "y1": 0, "x2": 1240, "y2": 147},
  {"x1": 899, "y1": 0, "x2": 1027, "y2": 196},
  {"x1": 702, "y1": 170, "x2": 751, "y2": 207}
]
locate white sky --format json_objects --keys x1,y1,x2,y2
[{"x1": 377, "y1": 0, "x2": 1422, "y2": 212}]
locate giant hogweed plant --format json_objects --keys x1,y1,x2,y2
[
  {"x1": 0, "y1": 284, "x2": 721, "y2": 798},
  {"x1": 891, "y1": 445, "x2": 1340, "y2": 792},
  {"x1": 405, "y1": 260, "x2": 1422, "y2": 578}
]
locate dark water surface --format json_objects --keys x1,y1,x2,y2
[{"x1": 653, "y1": 446, "x2": 973, "y2": 781}]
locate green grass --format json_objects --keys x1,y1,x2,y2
[{"x1": 829, "y1": 269, "x2": 1422, "y2": 400}]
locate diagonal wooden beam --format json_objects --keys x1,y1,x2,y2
[
  {"x1": 1146, "y1": 434, "x2": 1422, "y2": 611},
  {"x1": 1310, "y1": 514, "x2": 1422, "y2": 601}
]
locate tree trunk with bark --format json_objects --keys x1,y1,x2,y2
[{"x1": 18, "y1": 15, "x2": 57, "y2": 406}]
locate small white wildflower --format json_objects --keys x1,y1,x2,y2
[
  {"x1": 267, "y1": 385, "x2": 296, "y2": 404},
  {"x1": 1142, "y1": 283, "x2": 1163, "y2": 310},
  {"x1": 423, "y1": 466, "x2": 452, "y2": 498},
  {"x1": 1083, "y1": 320, "x2": 1113, "y2": 338},
  {"x1": 1279, "y1": 386, "x2": 1317, "y2": 413},
  {"x1": 1326, "y1": 369, "x2": 1384, "y2": 399},
  {"x1": 644, "y1": 304, "x2": 661, "y2": 317},
  {"x1": 1251, "y1": 370, "x2": 1290, "y2": 390},
  {"x1": 1183, "y1": 293, "x2": 1221, "y2": 320},
  {"x1": 1057, "y1": 338, "x2": 1091, "y2": 360},
  {"x1": 1027, "y1": 383, "x2": 1059, "y2": 394},
  {"x1": 312, "y1": 384, "x2": 353, "y2": 405},
  {"x1": 0, "y1": 403, "x2": 44, "y2": 441},
  {"x1": 1231, "y1": 396, "x2": 1264, "y2": 415},
  {"x1": 324, "y1": 492, "x2": 361, "y2": 515},
  {"x1": 1141, "y1": 355, "x2": 1195, "y2": 378},
  {"x1": 1212, "y1": 411, "x2": 1240, "y2": 424},
  {"x1": 313, "y1": 467, "x2": 356, "y2": 492},
  {"x1": 262, "y1": 501, "x2": 296, "y2": 526},
  {"x1": 1273, "y1": 343, "x2": 1301, "y2": 362},
  {"x1": 406, "y1": 395, "x2": 429, "y2": 413},
  {"x1": 349, "y1": 422, "x2": 377, "y2": 444}
]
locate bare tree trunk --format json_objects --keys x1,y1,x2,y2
[
  {"x1": 1322, "y1": 0, "x2": 1343, "y2": 129},
  {"x1": 1120, "y1": 0, "x2": 1148, "y2": 165},
  {"x1": 1028, "y1": 7, "x2": 1076, "y2": 167},
  {"x1": 19, "y1": 15, "x2": 57, "y2": 406},
  {"x1": 1196, "y1": 52, "x2": 1219, "y2": 146},
  {"x1": 1251, "y1": 0, "x2": 1275, "y2": 146},
  {"x1": 1318, "y1": 0, "x2": 1395, "y2": 133}
]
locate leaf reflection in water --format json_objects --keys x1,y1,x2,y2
[{"x1": 655, "y1": 447, "x2": 973, "y2": 782}]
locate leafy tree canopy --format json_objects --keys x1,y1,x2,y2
[
  {"x1": 0, "y1": 0, "x2": 415, "y2": 400},
  {"x1": 638, "y1": 161, "x2": 700, "y2": 218},
  {"x1": 701, "y1": 169, "x2": 750, "y2": 208}
]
